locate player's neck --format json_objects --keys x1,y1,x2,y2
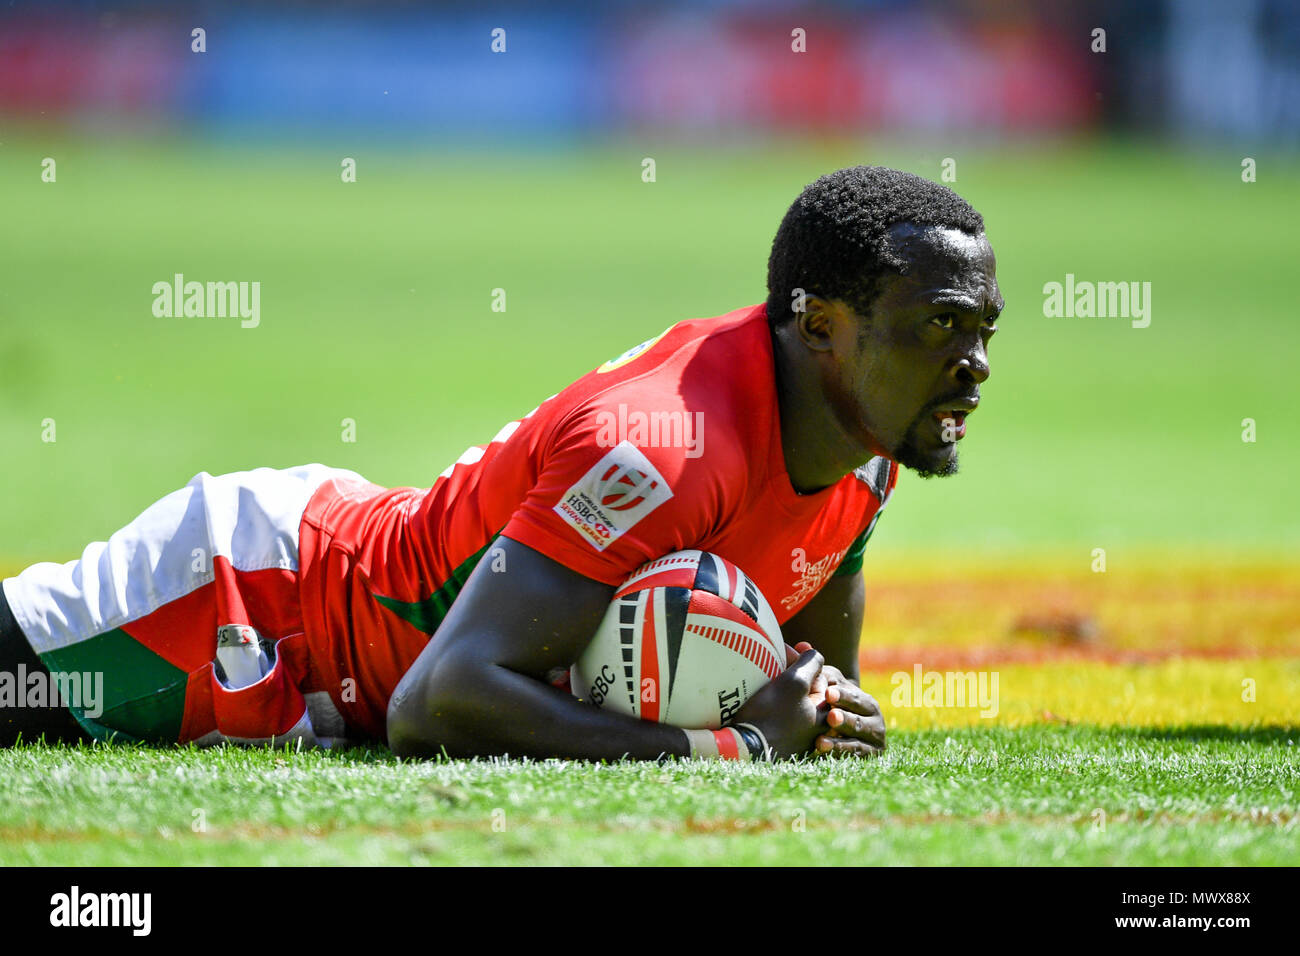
[{"x1": 771, "y1": 326, "x2": 880, "y2": 494}]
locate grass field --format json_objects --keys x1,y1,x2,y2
[
  {"x1": 1, "y1": 131, "x2": 1296, "y2": 865},
  {"x1": 2, "y1": 724, "x2": 1294, "y2": 866}
]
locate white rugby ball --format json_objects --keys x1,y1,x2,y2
[{"x1": 571, "y1": 550, "x2": 785, "y2": 729}]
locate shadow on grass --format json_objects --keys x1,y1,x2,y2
[
  {"x1": 6, "y1": 725, "x2": 1297, "y2": 759},
  {"x1": 895, "y1": 723, "x2": 1300, "y2": 750},
  {"x1": 1103, "y1": 725, "x2": 1299, "y2": 746},
  {"x1": 1, "y1": 738, "x2": 397, "y2": 763}
]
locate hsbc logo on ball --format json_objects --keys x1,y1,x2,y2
[{"x1": 555, "y1": 441, "x2": 673, "y2": 551}]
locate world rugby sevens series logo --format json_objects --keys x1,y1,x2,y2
[{"x1": 596, "y1": 464, "x2": 660, "y2": 511}]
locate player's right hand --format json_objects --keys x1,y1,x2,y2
[{"x1": 732, "y1": 648, "x2": 830, "y2": 759}]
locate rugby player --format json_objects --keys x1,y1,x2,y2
[{"x1": 0, "y1": 166, "x2": 1002, "y2": 761}]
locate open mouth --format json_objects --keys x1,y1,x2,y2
[{"x1": 931, "y1": 409, "x2": 968, "y2": 440}]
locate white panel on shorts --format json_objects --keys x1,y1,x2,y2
[{"x1": 2, "y1": 463, "x2": 365, "y2": 656}]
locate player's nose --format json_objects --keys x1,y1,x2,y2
[{"x1": 951, "y1": 350, "x2": 989, "y2": 386}]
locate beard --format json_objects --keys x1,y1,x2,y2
[{"x1": 891, "y1": 408, "x2": 960, "y2": 479}]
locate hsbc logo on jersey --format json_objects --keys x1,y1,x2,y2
[{"x1": 555, "y1": 441, "x2": 673, "y2": 551}]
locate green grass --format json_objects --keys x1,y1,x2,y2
[
  {"x1": 2, "y1": 725, "x2": 1294, "y2": 865},
  {"x1": 1, "y1": 134, "x2": 1298, "y2": 567}
]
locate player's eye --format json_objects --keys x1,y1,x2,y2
[{"x1": 930, "y1": 313, "x2": 956, "y2": 330}]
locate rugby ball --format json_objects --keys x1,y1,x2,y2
[{"x1": 571, "y1": 550, "x2": 785, "y2": 728}]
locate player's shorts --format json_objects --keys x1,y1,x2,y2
[{"x1": 1, "y1": 464, "x2": 366, "y2": 747}]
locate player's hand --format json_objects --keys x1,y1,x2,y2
[
  {"x1": 787, "y1": 641, "x2": 886, "y2": 758},
  {"x1": 731, "y1": 648, "x2": 830, "y2": 759}
]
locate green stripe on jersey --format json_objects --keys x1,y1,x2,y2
[{"x1": 372, "y1": 536, "x2": 498, "y2": 636}]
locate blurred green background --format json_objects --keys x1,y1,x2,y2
[{"x1": 2, "y1": 135, "x2": 1297, "y2": 568}]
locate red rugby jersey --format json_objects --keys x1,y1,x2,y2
[{"x1": 296, "y1": 303, "x2": 898, "y2": 739}]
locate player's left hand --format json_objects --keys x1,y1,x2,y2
[{"x1": 786, "y1": 641, "x2": 886, "y2": 757}]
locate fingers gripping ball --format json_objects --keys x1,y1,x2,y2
[{"x1": 571, "y1": 551, "x2": 784, "y2": 729}]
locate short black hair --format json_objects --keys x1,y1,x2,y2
[{"x1": 765, "y1": 165, "x2": 985, "y2": 327}]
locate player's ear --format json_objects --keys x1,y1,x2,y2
[{"x1": 794, "y1": 295, "x2": 835, "y2": 353}]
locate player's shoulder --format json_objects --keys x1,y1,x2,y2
[
  {"x1": 590, "y1": 304, "x2": 772, "y2": 419},
  {"x1": 588, "y1": 303, "x2": 769, "y2": 384},
  {"x1": 550, "y1": 304, "x2": 772, "y2": 450}
]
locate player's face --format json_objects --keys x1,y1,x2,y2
[{"x1": 836, "y1": 224, "x2": 1003, "y2": 478}]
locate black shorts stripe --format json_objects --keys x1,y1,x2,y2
[{"x1": 0, "y1": 584, "x2": 93, "y2": 745}]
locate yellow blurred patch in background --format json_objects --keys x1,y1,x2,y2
[{"x1": 866, "y1": 657, "x2": 1299, "y2": 730}]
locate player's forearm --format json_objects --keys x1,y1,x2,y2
[{"x1": 386, "y1": 654, "x2": 689, "y2": 761}]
